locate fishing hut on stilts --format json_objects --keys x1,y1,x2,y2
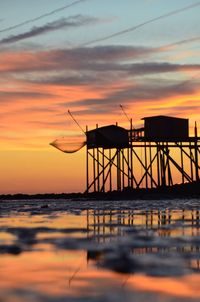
[{"x1": 85, "y1": 115, "x2": 200, "y2": 193}]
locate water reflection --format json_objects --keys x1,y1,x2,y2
[
  {"x1": 0, "y1": 200, "x2": 200, "y2": 302},
  {"x1": 86, "y1": 209, "x2": 200, "y2": 274}
]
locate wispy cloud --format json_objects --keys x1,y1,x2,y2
[
  {"x1": 126, "y1": 62, "x2": 200, "y2": 75},
  {"x1": 0, "y1": 15, "x2": 98, "y2": 45},
  {"x1": 0, "y1": 90, "x2": 55, "y2": 103},
  {"x1": 28, "y1": 62, "x2": 200, "y2": 89},
  {"x1": 2, "y1": 45, "x2": 200, "y2": 74},
  {"x1": 1, "y1": 45, "x2": 200, "y2": 91},
  {"x1": 63, "y1": 77, "x2": 200, "y2": 116},
  {"x1": 0, "y1": 0, "x2": 89, "y2": 33},
  {"x1": 0, "y1": 45, "x2": 158, "y2": 73}
]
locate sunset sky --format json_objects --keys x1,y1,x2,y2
[{"x1": 0, "y1": 0, "x2": 200, "y2": 194}]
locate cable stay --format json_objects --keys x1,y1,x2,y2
[
  {"x1": 67, "y1": 110, "x2": 85, "y2": 135},
  {"x1": 120, "y1": 104, "x2": 130, "y2": 123}
]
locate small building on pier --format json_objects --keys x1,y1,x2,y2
[
  {"x1": 142, "y1": 115, "x2": 189, "y2": 140},
  {"x1": 86, "y1": 125, "x2": 129, "y2": 149}
]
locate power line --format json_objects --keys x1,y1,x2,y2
[
  {"x1": 82, "y1": 1, "x2": 200, "y2": 46},
  {"x1": 0, "y1": 0, "x2": 89, "y2": 34},
  {"x1": 161, "y1": 35, "x2": 200, "y2": 50}
]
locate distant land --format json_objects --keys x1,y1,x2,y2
[{"x1": 1, "y1": 181, "x2": 200, "y2": 200}]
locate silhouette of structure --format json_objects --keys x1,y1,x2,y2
[
  {"x1": 86, "y1": 208, "x2": 200, "y2": 271},
  {"x1": 86, "y1": 115, "x2": 200, "y2": 193}
]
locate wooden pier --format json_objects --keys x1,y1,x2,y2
[{"x1": 85, "y1": 115, "x2": 200, "y2": 193}]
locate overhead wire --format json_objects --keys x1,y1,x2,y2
[
  {"x1": 82, "y1": 1, "x2": 200, "y2": 46},
  {"x1": 1, "y1": 1, "x2": 200, "y2": 51},
  {"x1": 160, "y1": 35, "x2": 200, "y2": 50},
  {"x1": 0, "y1": 0, "x2": 89, "y2": 34}
]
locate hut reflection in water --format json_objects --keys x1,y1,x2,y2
[{"x1": 86, "y1": 208, "x2": 200, "y2": 271}]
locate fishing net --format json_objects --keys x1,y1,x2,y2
[{"x1": 50, "y1": 136, "x2": 86, "y2": 153}]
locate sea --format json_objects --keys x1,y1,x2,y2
[{"x1": 0, "y1": 198, "x2": 200, "y2": 302}]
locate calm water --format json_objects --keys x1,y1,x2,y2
[{"x1": 0, "y1": 198, "x2": 200, "y2": 302}]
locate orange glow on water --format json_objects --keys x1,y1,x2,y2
[
  {"x1": 0, "y1": 208, "x2": 200, "y2": 301},
  {"x1": 126, "y1": 274, "x2": 200, "y2": 298}
]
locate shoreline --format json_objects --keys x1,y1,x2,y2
[{"x1": 1, "y1": 181, "x2": 200, "y2": 200}]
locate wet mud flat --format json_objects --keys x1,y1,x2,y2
[{"x1": 0, "y1": 198, "x2": 200, "y2": 302}]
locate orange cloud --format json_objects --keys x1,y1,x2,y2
[{"x1": 0, "y1": 43, "x2": 200, "y2": 193}]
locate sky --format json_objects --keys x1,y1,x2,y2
[{"x1": 0, "y1": 0, "x2": 200, "y2": 194}]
